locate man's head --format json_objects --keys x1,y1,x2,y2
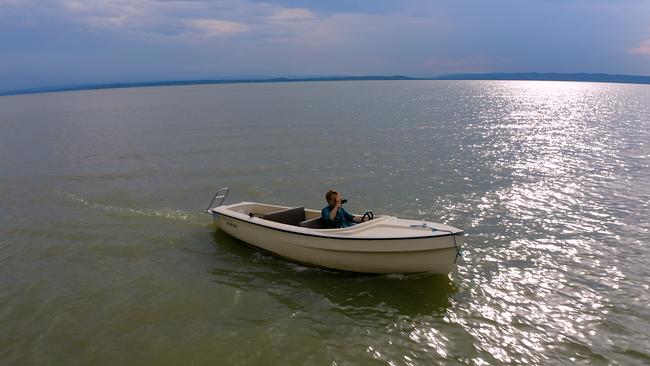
[{"x1": 325, "y1": 189, "x2": 338, "y2": 206}]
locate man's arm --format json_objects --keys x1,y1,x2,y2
[
  {"x1": 321, "y1": 206, "x2": 338, "y2": 222},
  {"x1": 321, "y1": 206, "x2": 340, "y2": 229},
  {"x1": 329, "y1": 206, "x2": 339, "y2": 220},
  {"x1": 342, "y1": 208, "x2": 361, "y2": 223},
  {"x1": 328, "y1": 196, "x2": 342, "y2": 221}
]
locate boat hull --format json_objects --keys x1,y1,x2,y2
[{"x1": 211, "y1": 209, "x2": 462, "y2": 274}]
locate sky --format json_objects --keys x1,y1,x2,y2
[{"x1": 1, "y1": 0, "x2": 649, "y2": 91}]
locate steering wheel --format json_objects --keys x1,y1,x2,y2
[{"x1": 361, "y1": 211, "x2": 374, "y2": 222}]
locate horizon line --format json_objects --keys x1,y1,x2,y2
[{"x1": 2, "y1": 72, "x2": 650, "y2": 97}]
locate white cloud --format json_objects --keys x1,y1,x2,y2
[
  {"x1": 61, "y1": 0, "x2": 166, "y2": 32},
  {"x1": 629, "y1": 39, "x2": 650, "y2": 55},
  {"x1": 56, "y1": 0, "x2": 252, "y2": 39},
  {"x1": 188, "y1": 19, "x2": 248, "y2": 37},
  {"x1": 268, "y1": 8, "x2": 314, "y2": 21},
  {"x1": 284, "y1": 12, "x2": 448, "y2": 49},
  {"x1": 4, "y1": 0, "x2": 440, "y2": 49}
]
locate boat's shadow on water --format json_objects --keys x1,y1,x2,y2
[{"x1": 209, "y1": 230, "x2": 457, "y2": 317}]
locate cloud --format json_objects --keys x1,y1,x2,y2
[
  {"x1": 188, "y1": 19, "x2": 248, "y2": 37},
  {"x1": 629, "y1": 39, "x2": 650, "y2": 55},
  {"x1": 3, "y1": 0, "x2": 439, "y2": 47},
  {"x1": 55, "y1": 0, "x2": 253, "y2": 39},
  {"x1": 268, "y1": 8, "x2": 315, "y2": 21},
  {"x1": 3, "y1": 0, "x2": 650, "y2": 91}
]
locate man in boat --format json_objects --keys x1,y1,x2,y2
[{"x1": 322, "y1": 190, "x2": 365, "y2": 228}]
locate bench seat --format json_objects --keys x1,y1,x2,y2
[{"x1": 262, "y1": 207, "x2": 305, "y2": 226}]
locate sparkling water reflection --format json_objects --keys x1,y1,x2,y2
[{"x1": 0, "y1": 81, "x2": 648, "y2": 365}]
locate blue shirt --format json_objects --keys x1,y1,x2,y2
[{"x1": 321, "y1": 206, "x2": 356, "y2": 228}]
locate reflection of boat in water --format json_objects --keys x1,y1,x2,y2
[{"x1": 205, "y1": 188, "x2": 464, "y2": 274}]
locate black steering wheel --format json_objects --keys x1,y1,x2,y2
[{"x1": 361, "y1": 211, "x2": 374, "y2": 222}]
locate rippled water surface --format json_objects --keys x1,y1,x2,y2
[{"x1": 1, "y1": 81, "x2": 649, "y2": 365}]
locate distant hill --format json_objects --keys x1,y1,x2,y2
[
  {"x1": 1, "y1": 73, "x2": 649, "y2": 96},
  {"x1": 431, "y1": 72, "x2": 650, "y2": 84}
]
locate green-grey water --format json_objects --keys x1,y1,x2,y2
[{"x1": 1, "y1": 80, "x2": 649, "y2": 365}]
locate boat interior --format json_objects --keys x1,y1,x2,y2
[
  {"x1": 224, "y1": 202, "x2": 343, "y2": 229},
  {"x1": 263, "y1": 206, "x2": 326, "y2": 228},
  {"x1": 217, "y1": 202, "x2": 462, "y2": 238}
]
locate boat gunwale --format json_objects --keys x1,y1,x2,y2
[{"x1": 211, "y1": 207, "x2": 464, "y2": 241}]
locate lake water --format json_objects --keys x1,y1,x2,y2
[{"x1": 1, "y1": 80, "x2": 649, "y2": 365}]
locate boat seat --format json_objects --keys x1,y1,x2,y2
[
  {"x1": 262, "y1": 207, "x2": 306, "y2": 226},
  {"x1": 298, "y1": 217, "x2": 326, "y2": 229}
]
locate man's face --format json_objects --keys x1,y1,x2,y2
[{"x1": 329, "y1": 193, "x2": 339, "y2": 206}]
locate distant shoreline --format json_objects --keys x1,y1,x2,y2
[{"x1": 2, "y1": 73, "x2": 649, "y2": 97}]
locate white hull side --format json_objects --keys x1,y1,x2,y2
[{"x1": 213, "y1": 213, "x2": 461, "y2": 274}]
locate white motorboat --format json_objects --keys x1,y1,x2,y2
[{"x1": 205, "y1": 188, "x2": 464, "y2": 274}]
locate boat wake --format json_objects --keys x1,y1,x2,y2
[{"x1": 58, "y1": 190, "x2": 206, "y2": 225}]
